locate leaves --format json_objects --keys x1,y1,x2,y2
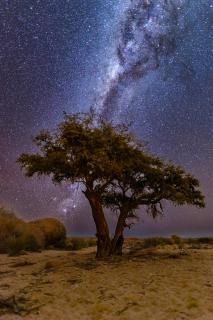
[{"x1": 102, "y1": 147, "x2": 205, "y2": 225}]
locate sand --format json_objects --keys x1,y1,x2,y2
[{"x1": 0, "y1": 243, "x2": 212, "y2": 320}]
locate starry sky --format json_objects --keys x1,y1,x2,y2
[{"x1": 0, "y1": 0, "x2": 212, "y2": 237}]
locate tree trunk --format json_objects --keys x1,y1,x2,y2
[
  {"x1": 110, "y1": 208, "x2": 127, "y2": 256},
  {"x1": 85, "y1": 190, "x2": 111, "y2": 258}
]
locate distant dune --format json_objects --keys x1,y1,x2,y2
[{"x1": 0, "y1": 239, "x2": 213, "y2": 320}]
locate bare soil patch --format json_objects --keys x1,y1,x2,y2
[{"x1": 0, "y1": 242, "x2": 212, "y2": 320}]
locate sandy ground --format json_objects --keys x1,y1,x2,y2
[{"x1": 0, "y1": 243, "x2": 213, "y2": 320}]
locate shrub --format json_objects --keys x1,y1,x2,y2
[
  {"x1": 141, "y1": 237, "x2": 172, "y2": 249},
  {"x1": 197, "y1": 237, "x2": 213, "y2": 244},
  {"x1": 86, "y1": 238, "x2": 97, "y2": 247},
  {"x1": 65, "y1": 237, "x2": 74, "y2": 250},
  {"x1": 65, "y1": 237, "x2": 96, "y2": 251},
  {"x1": 8, "y1": 229, "x2": 44, "y2": 255},
  {"x1": 7, "y1": 236, "x2": 26, "y2": 256},
  {"x1": 70, "y1": 238, "x2": 89, "y2": 250},
  {"x1": 171, "y1": 235, "x2": 182, "y2": 245},
  {"x1": 0, "y1": 207, "x2": 44, "y2": 255},
  {"x1": 25, "y1": 224, "x2": 45, "y2": 250},
  {"x1": 29, "y1": 218, "x2": 66, "y2": 248},
  {"x1": 185, "y1": 237, "x2": 213, "y2": 249},
  {"x1": 0, "y1": 207, "x2": 24, "y2": 254},
  {"x1": 185, "y1": 238, "x2": 198, "y2": 245}
]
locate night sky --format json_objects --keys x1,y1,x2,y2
[{"x1": 0, "y1": 0, "x2": 212, "y2": 237}]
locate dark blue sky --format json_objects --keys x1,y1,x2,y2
[{"x1": 0, "y1": 0, "x2": 212, "y2": 237}]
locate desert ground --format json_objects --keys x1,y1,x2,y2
[{"x1": 0, "y1": 240, "x2": 213, "y2": 320}]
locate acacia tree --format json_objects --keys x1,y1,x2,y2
[
  {"x1": 18, "y1": 112, "x2": 205, "y2": 258},
  {"x1": 17, "y1": 112, "x2": 139, "y2": 258},
  {"x1": 103, "y1": 156, "x2": 205, "y2": 255}
]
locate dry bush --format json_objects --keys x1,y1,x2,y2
[
  {"x1": 141, "y1": 237, "x2": 172, "y2": 249},
  {"x1": 171, "y1": 235, "x2": 184, "y2": 249},
  {"x1": 171, "y1": 235, "x2": 182, "y2": 245},
  {"x1": 0, "y1": 207, "x2": 44, "y2": 255},
  {"x1": 66, "y1": 237, "x2": 96, "y2": 251},
  {"x1": 140, "y1": 236, "x2": 185, "y2": 250},
  {"x1": 0, "y1": 207, "x2": 22, "y2": 253},
  {"x1": 25, "y1": 223, "x2": 45, "y2": 249},
  {"x1": 29, "y1": 218, "x2": 66, "y2": 248},
  {"x1": 0, "y1": 208, "x2": 67, "y2": 255},
  {"x1": 87, "y1": 238, "x2": 97, "y2": 247},
  {"x1": 185, "y1": 237, "x2": 213, "y2": 249},
  {"x1": 68, "y1": 238, "x2": 89, "y2": 251},
  {"x1": 7, "y1": 224, "x2": 45, "y2": 255},
  {"x1": 197, "y1": 237, "x2": 213, "y2": 245}
]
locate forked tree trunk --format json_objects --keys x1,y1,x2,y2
[
  {"x1": 110, "y1": 208, "x2": 127, "y2": 256},
  {"x1": 85, "y1": 190, "x2": 111, "y2": 258}
]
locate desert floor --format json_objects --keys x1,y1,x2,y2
[{"x1": 0, "y1": 242, "x2": 213, "y2": 320}]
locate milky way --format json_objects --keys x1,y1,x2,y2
[
  {"x1": 100, "y1": 0, "x2": 188, "y2": 118},
  {"x1": 0, "y1": 0, "x2": 212, "y2": 236}
]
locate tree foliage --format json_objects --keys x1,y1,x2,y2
[
  {"x1": 102, "y1": 156, "x2": 205, "y2": 218},
  {"x1": 18, "y1": 112, "x2": 135, "y2": 187}
]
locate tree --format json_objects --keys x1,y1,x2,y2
[
  {"x1": 17, "y1": 112, "x2": 205, "y2": 258},
  {"x1": 17, "y1": 112, "x2": 139, "y2": 258},
  {"x1": 102, "y1": 155, "x2": 205, "y2": 255}
]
